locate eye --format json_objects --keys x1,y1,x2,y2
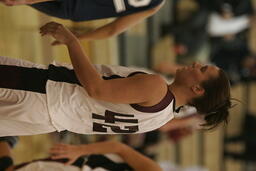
[{"x1": 200, "y1": 66, "x2": 208, "y2": 73}]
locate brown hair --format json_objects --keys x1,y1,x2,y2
[{"x1": 189, "y1": 69, "x2": 231, "y2": 129}]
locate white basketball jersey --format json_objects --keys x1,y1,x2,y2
[{"x1": 46, "y1": 64, "x2": 176, "y2": 134}]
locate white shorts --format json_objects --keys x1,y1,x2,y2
[{"x1": 0, "y1": 56, "x2": 56, "y2": 136}]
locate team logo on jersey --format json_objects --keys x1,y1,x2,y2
[
  {"x1": 113, "y1": 0, "x2": 152, "y2": 12},
  {"x1": 92, "y1": 110, "x2": 139, "y2": 133}
]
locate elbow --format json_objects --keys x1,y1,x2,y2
[
  {"x1": 106, "y1": 21, "x2": 123, "y2": 38},
  {"x1": 86, "y1": 87, "x2": 99, "y2": 98},
  {"x1": 83, "y1": 80, "x2": 106, "y2": 99},
  {"x1": 107, "y1": 26, "x2": 119, "y2": 37},
  {"x1": 85, "y1": 85, "x2": 105, "y2": 100}
]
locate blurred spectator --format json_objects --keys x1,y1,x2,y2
[
  {"x1": 207, "y1": 0, "x2": 256, "y2": 84},
  {"x1": 224, "y1": 113, "x2": 256, "y2": 162},
  {"x1": 161, "y1": 0, "x2": 209, "y2": 60}
]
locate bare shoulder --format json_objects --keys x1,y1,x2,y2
[
  {"x1": 134, "y1": 73, "x2": 166, "y2": 86},
  {"x1": 136, "y1": 74, "x2": 168, "y2": 106},
  {"x1": 150, "y1": 74, "x2": 168, "y2": 93}
]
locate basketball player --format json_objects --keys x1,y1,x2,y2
[
  {"x1": 0, "y1": 137, "x2": 162, "y2": 171},
  {"x1": 0, "y1": 22, "x2": 231, "y2": 136},
  {"x1": 0, "y1": 0, "x2": 165, "y2": 42}
]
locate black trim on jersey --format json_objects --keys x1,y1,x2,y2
[
  {"x1": 103, "y1": 75, "x2": 123, "y2": 80},
  {"x1": 14, "y1": 155, "x2": 132, "y2": 170},
  {"x1": 130, "y1": 88, "x2": 175, "y2": 113},
  {"x1": 14, "y1": 157, "x2": 85, "y2": 169},
  {"x1": 48, "y1": 64, "x2": 147, "y2": 83},
  {"x1": 48, "y1": 64, "x2": 81, "y2": 85},
  {"x1": 127, "y1": 71, "x2": 147, "y2": 77},
  {"x1": 86, "y1": 155, "x2": 132, "y2": 171},
  {"x1": 0, "y1": 65, "x2": 48, "y2": 94}
]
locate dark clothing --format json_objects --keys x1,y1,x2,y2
[
  {"x1": 224, "y1": 114, "x2": 256, "y2": 161},
  {"x1": 210, "y1": 30, "x2": 250, "y2": 84},
  {"x1": 30, "y1": 0, "x2": 163, "y2": 21},
  {"x1": 197, "y1": 0, "x2": 254, "y2": 16},
  {"x1": 0, "y1": 136, "x2": 18, "y2": 148},
  {"x1": 14, "y1": 155, "x2": 132, "y2": 171}
]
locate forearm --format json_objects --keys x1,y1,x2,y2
[
  {"x1": 159, "y1": 118, "x2": 190, "y2": 132},
  {"x1": 79, "y1": 141, "x2": 162, "y2": 171},
  {"x1": 79, "y1": 22, "x2": 118, "y2": 40},
  {"x1": 79, "y1": 141, "x2": 122, "y2": 156},
  {"x1": 66, "y1": 39, "x2": 103, "y2": 95},
  {"x1": 26, "y1": 0, "x2": 55, "y2": 4},
  {"x1": 80, "y1": 4, "x2": 162, "y2": 41},
  {"x1": 118, "y1": 143, "x2": 162, "y2": 171},
  {"x1": 0, "y1": 142, "x2": 11, "y2": 160}
]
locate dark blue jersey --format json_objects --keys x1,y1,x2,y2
[{"x1": 31, "y1": 0, "x2": 164, "y2": 21}]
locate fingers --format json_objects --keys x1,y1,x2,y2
[
  {"x1": 65, "y1": 159, "x2": 76, "y2": 165},
  {"x1": 50, "y1": 144, "x2": 70, "y2": 156},
  {"x1": 50, "y1": 144, "x2": 70, "y2": 160},
  {"x1": 51, "y1": 153, "x2": 68, "y2": 160},
  {"x1": 39, "y1": 22, "x2": 63, "y2": 36},
  {"x1": 1, "y1": 0, "x2": 27, "y2": 6},
  {"x1": 1, "y1": 0, "x2": 14, "y2": 6},
  {"x1": 51, "y1": 40, "x2": 62, "y2": 46}
]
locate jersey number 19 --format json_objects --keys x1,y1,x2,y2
[{"x1": 113, "y1": 0, "x2": 151, "y2": 12}]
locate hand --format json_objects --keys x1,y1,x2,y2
[
  {"x1": 50, "y1": 144, "x2": 83, "y2": 165},
  {"x1": 51, "y1": 30, "x2": 81, "y2": 46},
  {"x1": 0, "y1": 0, "x2": 29, "y2": 6},
  {"x1": 40, "y1": 22, "x2": 77, "y2": 45}
]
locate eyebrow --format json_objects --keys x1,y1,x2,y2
[{"x1": 201, "y1": 66, "x2": 208, "y2": 72}]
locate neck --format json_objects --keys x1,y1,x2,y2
[{"x1": 168, "y1": 84, "x2": 190, "y2": 109}]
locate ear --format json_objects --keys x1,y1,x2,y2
[{"x1": 191, "y1": 84, "x2": 205, "y2": 96}]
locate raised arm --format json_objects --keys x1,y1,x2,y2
[
  {"x1": 78, "y1": 2, "x2": 164, "y2": 40},
  {"x1": 0, "y1": 0, "x2": 54, "y2": 6},
  {"x1": 40, "y1": 22, "x2": 167, "y2": 105},
  {"x1": 50, "y1": 141, "x2": 163, "y2": 171},
  {"x1": 51, "y1": 1, "x2": 164, "y2": 45}
]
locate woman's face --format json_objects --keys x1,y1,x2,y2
[{"x1": 174, "y1": 62, "x2": 219, "y2": 87}]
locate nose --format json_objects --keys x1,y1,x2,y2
[{"x1": 192, "y1": 62, "x2": 202, "y2": 68}]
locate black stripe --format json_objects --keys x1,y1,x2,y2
[
  {"x1": 14, "y1": 157, "x2": 85, "y2": 169},
  {"x1": 48, "y1": 64, "x2": 81, "y2": 85},
  {"x1": 48, "y1": 64, "x2": 147, "y2": 83},
  {"x1": 130, "y1": 88, "x2": 175, "y2": 113},
  {"x1": 86, "y1": 155, "x2": 132, "y2": 171},
  {"x1": 0, "y1": 65, "x2": 48, "y2": 94}
]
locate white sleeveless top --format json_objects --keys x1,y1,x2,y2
[
  {"x1": 46, "y1": 63, "x2": 176, "y2": 134},
  {"x1": 16, "y1": 154, "x2": 129, "y2": 171}
]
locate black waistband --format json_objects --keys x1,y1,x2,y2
[{"x1": 0, "y1": 65, "x2": 48, "y2": 94}]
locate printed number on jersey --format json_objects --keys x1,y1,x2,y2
[
  {"x1": 113, "y1": 0, "x2": 151, "y2": 12},
  {"x1": 92, "y1": 110, "x2": 139, "y2": 133}
]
